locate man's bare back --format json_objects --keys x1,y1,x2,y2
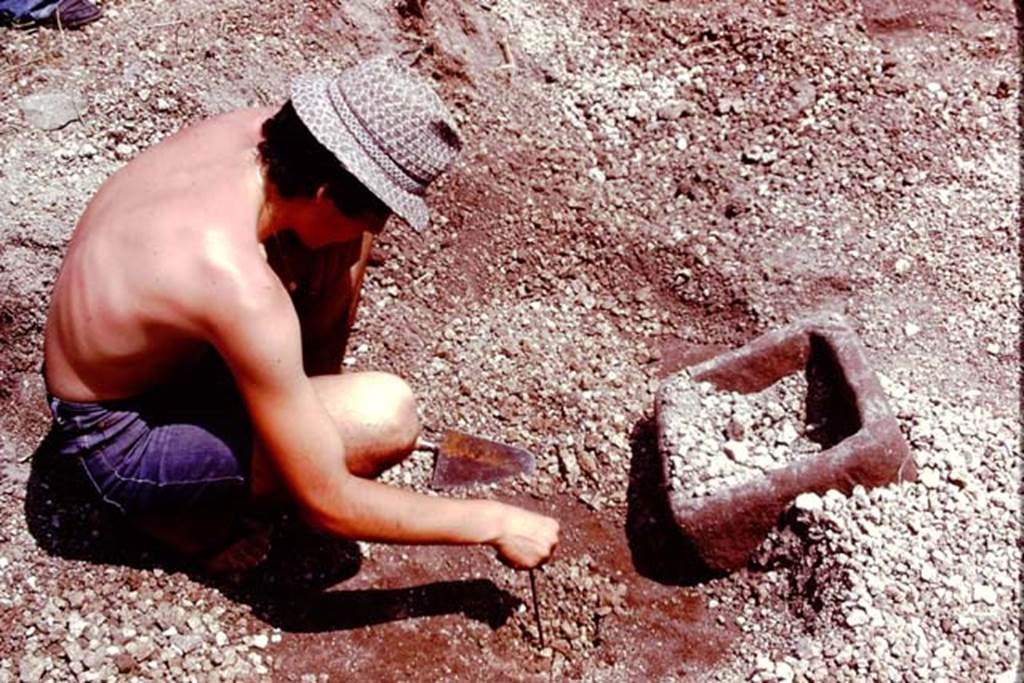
[{"x1": 44, "y1": 107, "x2": 278, "y2": 401}]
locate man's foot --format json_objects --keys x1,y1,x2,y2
[
  {"x1": 2, "y1": 0, "x2": 103, "y2": 30},
  {"x1": 43, "y1": 0, "x2": 103, "y2": 28},
  {"x1": 200, "y1": 517, "x2": 274, "y2": 574}
]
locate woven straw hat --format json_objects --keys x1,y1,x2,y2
[{"x1": 291, "y1": 54, "x2": 462, "y2": 231}]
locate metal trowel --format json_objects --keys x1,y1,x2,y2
[{"x1": 417, "y1": 430, "x2": 536, "y2": 490}]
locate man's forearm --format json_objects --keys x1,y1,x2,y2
[
  {"x1": 302, "y1": 474, "x2": 507, "y2": 547},
  {"x1": 300, "y1": 305, "x2": 348, "y2": 375},
  {"x1": 246, "y1": 378, "x2": 555, "y2": 567},
  {"x1": 295, "y1": 234, "x2": 373, "y2": 375}
]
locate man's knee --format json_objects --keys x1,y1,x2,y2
[{"x1": 360, "y1": 372, "x2": 420, "y2": 452}]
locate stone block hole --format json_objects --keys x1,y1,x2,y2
[{"x1": 804, "y1": 333, "x2": 861, "y2": 450}]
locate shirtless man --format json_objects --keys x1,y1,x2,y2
[{"x1": 42, "y1": 54, "x2": 559, "y2": 572}]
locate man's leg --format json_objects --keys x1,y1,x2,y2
[
  {"x1": 194, "y1": 371, "x2": 418, "y2": 572},
  {"x1": 250, "y1": 370, "x2": 420, "y2": 498}
]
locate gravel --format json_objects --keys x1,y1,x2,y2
[
  {"x1": 373, "y1": 296, "x2": 660, "y2": 506},
  {"x1": 661, "y1": 371, "x2": 818, "y2": 498},
  {"x1": 5, "y1": 573, "x2": 279, "y2": 682},
  {"x1": 704, "y1": 374, "x2": 1020, "y2": 681}
]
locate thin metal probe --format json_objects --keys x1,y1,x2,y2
[{"x1": 529, "y1": 568, "x2": 545, "y2": 648}]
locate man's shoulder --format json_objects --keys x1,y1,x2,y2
[
  {"x1": 184, "y1": 106, "x2": 279, "y2": 141},
  {"x1": 136, "y1": 223, "x2": 281, "y2": 346},
  {"x1": 188, "y1": 238, "x2": 302, "y2": 378},
  {"x1": 189, "y1": 237, "x2": 287, "y2": 320}
]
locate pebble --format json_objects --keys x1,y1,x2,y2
[
  {"x1": 775, "y1": 661, "x2": 795, "y2": 680},
  {"x1": 173, "y1": 634, "x2": 203, "y2": 655},
  {"x1": 656, "y1": 102, "x2": 686, "y2": 120},
  {"x1": 846, "y1": 609, "x2": 869, "y2": 627},
  {"x1": 776, "y1": 422, "x2": 799, "y2": 445},
  {"x1": 82, "y1": 651, "x2": 104, "y2": 671},
  {"x1": 17, "y1": 90, "x2": 83, "y2": 131},
  {"x1": 726, "y1": 416, "x2": 747, "y2": 440},
  {"x1": 717, "y1": 97, "x2": 745, "y2": 115},
  {"x1": 918, "y1": 469, "x2": 941, "y2": 489},
  {"x1": 724, "y1": 440, "x2": 749, "y2": 460},
  {"x1": 789, "y1": 78, "x2": 816, "y2": 111},
  {"x1": 793, "y1": 492, "x2": 823, "y2": 512},
  {"x1": 129, "y1": 638, "x2": 156, "y2": 661},
  {"x1": 113, "y1": 654, "x2": 136, "y2": 674},
  {"x1": 68, "y1": 612, "x2": 88, "y2": 638},
  {"x1": 947, "y1": 468, "x2": 969, "y2": 487},
  {"x1": 972, "y1": 585, "x2": 997, "y2": 605},
  {"x1": 18, "y1": 655, "x2": 49, "y2": 682}
]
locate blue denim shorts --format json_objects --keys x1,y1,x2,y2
[{"x1": 47, "y1": 380, "x2": 254, "y2": 518}]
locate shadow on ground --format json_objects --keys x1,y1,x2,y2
[
  {"x1": 624, "y1": 416, "x2": 720, "y2": 586},
  {"x1": 23, "y1": 430, "x2": 518, "y2": 632}
]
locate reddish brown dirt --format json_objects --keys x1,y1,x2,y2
[
  {"x1": 266, "y1": 495, "x2": 733, "y2": 681},
  {"x1": 0, "y1": 0, "x2": 1018, "y2": 680}
]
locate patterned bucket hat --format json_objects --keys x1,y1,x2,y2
[{"x1": 291, "y1": 54, "x2": 463, "y2": 231}]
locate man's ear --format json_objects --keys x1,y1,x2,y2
[{"x1": 315, "y1": 185, "x2": 330, "y2": 203}]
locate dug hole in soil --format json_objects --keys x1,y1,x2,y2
[{"x1": 0, "y1": 0, "x2": 1020, "y2": 681}]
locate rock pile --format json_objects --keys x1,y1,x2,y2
[
  {"x1": 703, "y1": 375, "x2": 1020, "y2": 681},
  {"x1": 368, "y1": 296, "x2": 661, "y2": 508}
]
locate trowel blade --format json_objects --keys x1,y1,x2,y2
[{"x1": 429, "y1": 430, "x2": 536, "y2": 490}]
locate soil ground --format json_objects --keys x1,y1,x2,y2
[{"x1": 0, "y1": 0, "x2": 1019, "y2": 680}]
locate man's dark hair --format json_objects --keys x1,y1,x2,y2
[{"x1": 258, "y1": 101, "x2": 389, "y2": 218}]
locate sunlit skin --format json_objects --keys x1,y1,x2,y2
[{"x1": 43, "y1": 106, "x2": 559, "y2": 569}]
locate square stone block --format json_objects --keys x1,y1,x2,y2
[{"x1": 656, "y1": 312, "x2": 915, "y2": 574}]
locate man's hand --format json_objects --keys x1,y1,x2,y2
[{"x1": 491, "y1": 505, "x2": 560, "y2": 569}]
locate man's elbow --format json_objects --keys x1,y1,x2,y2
[{"x1": 291, "y1": 475, "x2": 361, "y2": 538}]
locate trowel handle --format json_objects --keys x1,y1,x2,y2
[{"x1": 415, "y1": 436, "x2": 439, "y2": 453}]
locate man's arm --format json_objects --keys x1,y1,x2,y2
[
  {"x1": 204, "y1": 261, "x2": 558, "y2": 567},
  {"x1": 266, "y1": 232, "x2": 373, "y2": 375},
  {"x1": 298, "y1": 232, "x2": 375, "y2": 374}
]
